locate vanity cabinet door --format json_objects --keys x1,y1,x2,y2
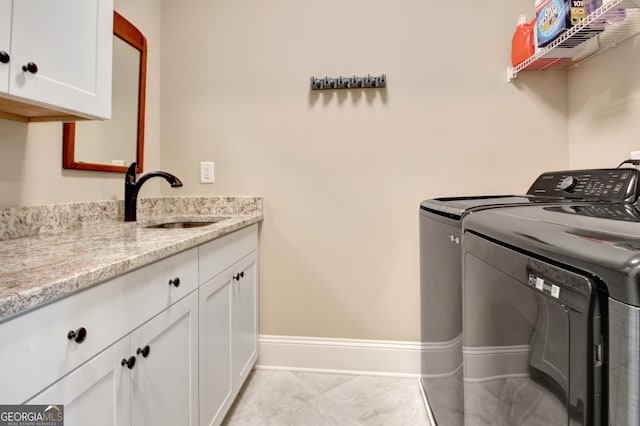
[
  {"x1": 27, "y1": 336, "x2": 131, "y2": 426},
  {"x1": 0, "y1": 0, "x2": 10, "y2": 93},
  {"x1": 198, "y1": 252, "x2": 258, "y2": 426},
  {"x1": 231, "y1": 252, "x2": 258, "y2": 393},
  {"x1": 7, "y1": 0, "x2": 113, "y2": 119},
  {"x1": 199, "y1": 270, "x2": 232, "y2": 426},
  {"x1": 199, "y1": 224, "x2": 258, "y2": 285},
  {"x1": 0, "y1": 247, "x2": 198, "y2": 406},
  {"x1": 131, "y1": 291, "x2": 199, "y2": 426}
]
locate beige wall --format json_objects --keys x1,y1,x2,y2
[
  {"x1": 568, "y1": 36, "x2": 640, "y2": 167},
  {"x1": 0, "y1": 0, "x2": 581, "y2": 343},
  {"x1": 0, "y1": 1, "x2": 635, "y2": 344},
  {"x1": 159, "y1": 0, "x2": 569, "y2": 341},
  {"x1": 0, "y1": 0, "x2": 163, "y2": 208}
]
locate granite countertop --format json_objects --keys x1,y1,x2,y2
[{"x1": 0, "y1": 197, "x2": 263, "y2": 322}]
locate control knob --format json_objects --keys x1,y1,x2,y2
[{"x1": 559, "y1": 176, "x2": 578, "y2": 193}]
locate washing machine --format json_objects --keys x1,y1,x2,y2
[
  {"x1": 420, "y1": 168, "x2": 640, "y2": 425},
  {"x1": 461, "y1": 187, "x2": 640, "y2": 425}
]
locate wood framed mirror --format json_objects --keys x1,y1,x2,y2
[{"x1": 63, "y1": 11, "x2": 147, "y2": 173}]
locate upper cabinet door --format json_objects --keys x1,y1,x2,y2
[
  {"x1": 9, "y1": 0, "x2": 113, "y2": 119},
  {"x1": 0, "y1": 0, "x2": 10, "y2": 93}
]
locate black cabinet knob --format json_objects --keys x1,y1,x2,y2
[
  {"x1": 22, "y1": 62, "x2": 37, "y2": 73},
  {"x1": 136, "y1": 345, "x2": 151, "y2": 358},
  {"x1": 121, "y1": 356, "x2": 136, "y2": 369},
  {"x1": 67, "y1": 327, "x2": 87, "y2": 343},
  {"x1": 233, "y1": 271, "x2": 245, "y2": 281},
  {"x1": 169, "y1": 277, "x2": 180, "y2": 287},
  {"x1": 0, "y1": 51, "x2": 9, "y2": 64},
  {"x1": 239, "y1": 271, "x2": 245, "y2": 278}
]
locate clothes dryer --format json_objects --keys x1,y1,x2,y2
[
  {"x1": 420, "y1": 168, "x2": 639, "y2": 425},
  {"x1": 461, "y1": 198, "x2": 640, "y2": 425}
]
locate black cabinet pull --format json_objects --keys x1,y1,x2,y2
[
  {"x1": 0, "y1": 51, "x2": 9, "y2": 64},
  {"x1": 169, "y1": 277, "x2": 180, "y2": 287},
  {"x1": 136, "y1": 345, "x2": 151, "y2": 358},
  {"x1": 233, "y1": 271, "x2": 245, "y2": 281},
  {"x1": 21, "y1": 62, "x2": 37, "y2": 73},
  {"x1": 121, "y1": 356, "x2": 136, "y2": 369},
  {"x1": 239, "y1": 271, "x2": 245, "y2": 278},
  {"x1": 67, "y1": 327, "x2": 87, "y2": 343}
]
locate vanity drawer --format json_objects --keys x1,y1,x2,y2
[
  {"x1": 198, "y1": 224, "x2": 258, "y2": 284},
  {"x1": 0, "y1": 247, "x2": 198, "y2": 403}
]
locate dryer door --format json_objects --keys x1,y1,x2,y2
[{"x1": 463, "y1": 231, "x2": 602, "y2": 426}]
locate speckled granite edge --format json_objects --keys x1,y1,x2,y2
[
  {"x1": 0, "y1": 196, "x2": 262, "y2": 241},
  {"x1": 0, "y1": 213, "x2": 263, "y2": 322},
  {"x1": 137, "y1": 196, "x2": 262, "y2": 219},
  {"x1": 0, "y1": 201, "x2": 122, "y2": 241},
  {"x1": 0, "y1": 196, "x2": 263, "y2": 321}
]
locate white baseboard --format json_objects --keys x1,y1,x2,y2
[
  {"x1": 256, "y1": 335, "x2": 421, "y2": 377},
  {"x1": 420, "y1": 334, "x2": 463, "y2": 379},
  {"x1": 463, "y1": 344, "x2": 530, "y2": 383}
]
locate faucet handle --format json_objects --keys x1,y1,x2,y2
[
  {"x1": 126, "y1": 162, "x2": 139, "y2": 185},
  {"x1": 126, "y1": 162, "x2": 138, "y2": 177}
]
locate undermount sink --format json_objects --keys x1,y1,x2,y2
[{"x1": 143, "y1": 218, "x2": 229, "y2": 229}]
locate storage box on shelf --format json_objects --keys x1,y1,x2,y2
[
  {"x1": 507, "y1": 0, "x2": 640, "y2": 82},
  {"x1": 535, "y1": 0, "x2": 603, "y2": 48}
]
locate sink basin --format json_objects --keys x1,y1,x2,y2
[{"x1": 143, "y1": 218, "x2": 229, "y2": 229}]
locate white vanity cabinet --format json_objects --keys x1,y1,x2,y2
[
  {"x1": 0, "y1": 247, "x2": 198, "y2": 405},
  {"x1": 0, "y1": 0, "x2": 11, "y2": 93},
  {"x1": 198, "y1": 270, "x2": 232, "y2": 426},
  {"x1": 27, "y1": 336, "x2": 132, "y2": 426},
  {"x1": 231, "y1": 253, "x2": 258, "y2": 394},
  {"x1": 198, "y1": 224, "x2": 259, "y2": 426},
  {"x1": 0, "y1": 0, "x2": 113, "y2": 121},
  {"x1": 27, "y1": 292, "x2": 199, "y2": 426},
  {"x1": 130, "y1": 291, "x2": 199, "y2": 426},
  {"x1": 0, "y1": 224, "x2": 260, "y2": 426}
]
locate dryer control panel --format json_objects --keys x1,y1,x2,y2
[{"x1": 527, "y1": 168, "x2": 639, "y2": 202}]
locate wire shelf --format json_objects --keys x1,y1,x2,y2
[{"x1": 507, "y1": 0, "x2": 640, "y2": 82}]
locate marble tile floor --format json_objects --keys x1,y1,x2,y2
[{"x1": 223, "y1": 369, "x2": 430, "y2": 426}]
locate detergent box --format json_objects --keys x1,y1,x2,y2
[{"x1": 536, "y1": 0, "x2": 602, "y2": 47}]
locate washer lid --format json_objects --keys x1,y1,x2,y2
[
  {"x1": 419, "y1": 195, "x2": 602, "y2": 220},
  {"x1": 463, "y1": 204, "x2": 640, "y2": 306},
  {"x1": 420, "y1": 167, "x2": 640, "y2": 220},
  {"x1": 420, "y1": 195, "x2": 526, "y2": 219}
]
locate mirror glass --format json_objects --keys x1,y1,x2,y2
[{"x1": 63, "y1": 11, "x2": 147, "y2": 173}]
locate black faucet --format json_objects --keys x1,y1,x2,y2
[{"x1": 124, "y1": 162, "x2": 183, "y2": 221}]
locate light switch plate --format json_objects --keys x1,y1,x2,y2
[{"x1": 200, "y1": 161, "x2": 214, "y2": 184}]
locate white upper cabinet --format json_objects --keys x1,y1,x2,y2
[
  {"x1": 0, "y1": 0, "x2": 10, "y2": 93},
  {"x1": 1, "y1": 0, "x2": 113, "y2": 121}
]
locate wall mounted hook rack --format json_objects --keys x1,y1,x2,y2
[{"x1": 310, "y1": 74, "x2": 386, "y2": 90}]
